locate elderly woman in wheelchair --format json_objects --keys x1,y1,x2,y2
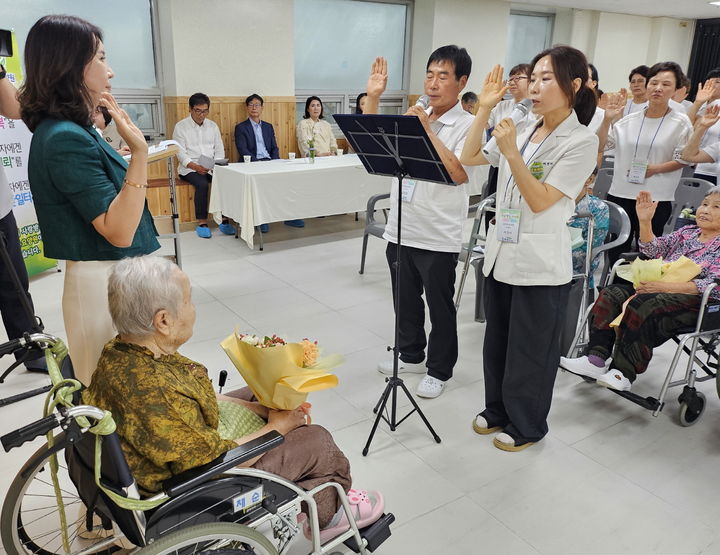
[
  {"x1": 0, "y1": 256, "x2": 391, "y2": 555},
  {"x1": 561, "y1": 188, "x2": 720, "y2": 392}
]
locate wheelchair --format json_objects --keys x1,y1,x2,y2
[
  {"x1": 0, "y1": 333, "x2": 394, "y2": 555},
  {"x1": 565, "y1": 257, "x2": 720, "y2": 427}
]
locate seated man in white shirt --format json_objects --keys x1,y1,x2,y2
[
  {"x1": 173, "y1": 93, "x2": 235, "y2": 239},
  {"x1": 364, "y1": 46, "x2": 474, "y2": 399},
  {"x1": 461, "y1": 91, "x2": 477, "y2": 114}
]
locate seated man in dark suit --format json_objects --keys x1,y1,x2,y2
[
  {"x1": 235, "y1": 94, "x2": 280, "y2": 162},
  {"x1": 235, "y1": 94, "x2": 303, "y2": 231}
]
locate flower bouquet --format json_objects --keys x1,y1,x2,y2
[
  {"x1": 307, "y1": 136, "x2": 316, "y2": 163},
  {"x1": 221, "y1": 331, "x2": 341, "y2": 410}
]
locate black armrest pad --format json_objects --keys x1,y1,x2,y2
[
  {"x1": 619, "y1": 252, "x2": 640, "y2": 262},
  {"x1": 162, "y1": 430, "x2": 284, "y2": 498}
]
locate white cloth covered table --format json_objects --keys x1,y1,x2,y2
[{"x1": 208, "y1": 154, "x2": 393, "y2": 248}]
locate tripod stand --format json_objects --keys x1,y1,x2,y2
[{"x1": 335, "y1": 113, "x2": 456, "y2": 455}]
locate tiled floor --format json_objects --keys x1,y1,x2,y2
[{"x1": 2, "y1": 214, "x2": 720, "y2": 554}]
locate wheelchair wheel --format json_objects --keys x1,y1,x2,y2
[
  {"x1": 138, "y1": 522, "x2": 278, "y2": 555},
  {"x1": 678, "y1": 391, "x2": 706, "y2": 427},
  {"x1": 0, "y1": 435, "x2": 117, "y2": 555}
]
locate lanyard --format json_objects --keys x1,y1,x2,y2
[
  {"x1": 501, "y1": 121, "x2": 553, "y2": 206},
  {"x1": 632, "y1": 107, "x2": 669, "y2": 160}
]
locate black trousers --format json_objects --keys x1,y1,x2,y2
[
  {"x1": 181, "y1": 172, "x2": 213, "y2": 220},
  {"x1": 606, "y1": 194, "x2": 671, "y2": 267},
  {"x1": 482, "y1": 271, "x2": 571, "y2": 443},
  {"x1": 0, "y1": 211, "x2": 41, "y2": 361},
  {"x1": 385, "y1": 243, "x2": 458, "y2": 381}
]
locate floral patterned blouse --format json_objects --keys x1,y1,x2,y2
[
  {"x1": 639, "y1": 225, "x2": 720, "y2": 298},
  {"x1": 83, "y1": 337, "x2": 237, "y2": 493}
]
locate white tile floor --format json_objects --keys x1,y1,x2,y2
[{"x1": 2, "y1": 213, "x2": 720, "y2": 554}]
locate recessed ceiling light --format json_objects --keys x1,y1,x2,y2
[{"x1": 710, "y1": 1, "x2": 720, "y2": 5}]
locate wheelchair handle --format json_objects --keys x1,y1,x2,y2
[{"x1": 1, "y1": 414, "x2": 60, "y2": 452}]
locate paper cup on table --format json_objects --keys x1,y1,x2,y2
[
  {"x1": 243, "y1": 155, "x2": 251, "y2": 163},
  {"x1": 288, "y1": 152, "x2": 296, "y2": 160},
  {"x1": 336, "y1": 148, "x2": 344, "y2": 156}
]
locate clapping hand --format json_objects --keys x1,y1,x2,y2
[
  {"x1": 99, "y1": 92, "x2": 147, "y2": 155},
  {"x1": 696, "y1": 104, "x2": 720, "y2": 130},
  {"x1": 477, "y1": 65, "x2": 509, "y2": 110},
  {"x1": 636, "y1": 191, "x2": 658, "y2": 222},
  {"x1": 367, "y1": 57, "x2": 388, "y2": 99}
]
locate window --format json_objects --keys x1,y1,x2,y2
[
  {"x1": 294, "y1": 0, "x2": 411, "y2": 136},
  {"x1": 1, "y1": 0, "x2": 164, "y2": 137},
  {"x1": 505, "y1": 11, "x2": 554, "y2": 74}
]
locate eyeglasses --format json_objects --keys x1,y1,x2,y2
[
  {"x1": 506, "y1": 76, "x2": 528, "y2": 84},
  {"x1": 629, "y1": 78, "x2": 646, "y2": 85},
  {"x1": 247, "y1": 103, "x2": 262, "y2": 108},
  {"x1": 192, "y1": 108, "x2": 209, "y2": 115}
]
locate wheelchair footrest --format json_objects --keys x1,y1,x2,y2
[
  {"x1": 343, "y1": 513, "x2": 395, "y2": 553},
  {"x1": 609, "y1": 388, "x2": 662, "y2": 412}
]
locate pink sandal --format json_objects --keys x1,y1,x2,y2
[{"x1": 300, "y1": 488, "x2": 385, "y2": 544}]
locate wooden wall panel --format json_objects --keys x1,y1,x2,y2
[{"x1": 148, "y1": 96, "x2": 298, "y2": 224}]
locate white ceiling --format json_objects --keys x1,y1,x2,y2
[{"x1": 509, "y1": 0, "x2": 720, "y2": 20}]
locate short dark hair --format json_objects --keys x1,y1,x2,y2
[
  {"x1": 426, "y1": 45, "x2": 472, "y2": 81},
  {"x1": 681, "y1": 75, "x2": 691, "y2": 91},
  {"x1": 461, "y1": 91, "x2": 478, "y2": 103},
  {"x1": 706, "y1": 68, "x2": 720, "y2": 80},
  {"x1": 509, "y1": 63, "x2": 531, "y2": 77},
  {"x1": 246, "y1": 93, "x2": 263, "y2": 106},
  {"x1": 19, "y1": 15, "x2": 103, "y2": 132},
  {"x1": 189, "y1": 93, "x2": 210, "y2": 108},
  {"x1": 628, "y1": 65, "x2": 649, "y2": 82},
  {"x1": 355, "y1": 92, "x2": 367, "y2": 114},
  {"x1": 589, "y1": 63, "x2": 599, "y2": 85},
  {"x1": 303, "y1": 96, "x2": 323, "y2": 119},
  {"x1": 647, "y1": 62, "x2": 684, "y2": 89},
  {"x1": 529, "y1": 45, "x2": 597, "y2": 126}
]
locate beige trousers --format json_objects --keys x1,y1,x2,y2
[{"x1": 62, "y1": 260, "x2": 116, "y2": 386}]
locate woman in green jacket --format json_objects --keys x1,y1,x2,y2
[{"x1": 19, "y1": 14, "x2": 160, "y2": 385}]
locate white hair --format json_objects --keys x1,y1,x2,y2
[
  {"x1": 108, "y1": 256, "x2": 184, "y2": 337},
  {"x1": 706, "y1": 186, "x2": 720, "y2": 198}
]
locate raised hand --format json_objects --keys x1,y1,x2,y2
[
  {"x1": 636, "y1": 190, "x2": 658, "y2": 223},
  {"x1": 696, "y1": 104, "x2": 720, "y2": 130},
  {"x1": 367, "y1": 57, "x2": 388, "y2": 99},
  {"x1": 99, "y1": 92, "x2": 147, "y2": 155},
  {"x1": 603, "y1": 90, "x2": 626, "y2": 122},
  {"x1": 477, "y1": 64, "x2": 509, "y2": 110},
  {"x1": 695, "y1": 80, "x2": 716, "y2": 106}
]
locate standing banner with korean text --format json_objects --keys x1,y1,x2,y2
[{"x1": 0, "y1": 30, "x2": 55, "y2": 275}]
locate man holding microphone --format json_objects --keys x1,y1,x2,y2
[{"x1": 365, "y1": 46, "x2": 474, "y2": 399}]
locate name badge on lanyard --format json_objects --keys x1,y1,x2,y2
[
  {"x1": 628, "y1": 159, "x2": 648, "y2": 184},
  {"x1": 629, "y1": 108, "x2": 669, "y2": 186},
  {"x1": 497, "y1": 207, "x2": 521, "y2": 243}
]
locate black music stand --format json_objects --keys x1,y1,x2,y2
[
  {"x1": 335, "y1": 113, "x2": 457, "y2": 455},
  {"x1": 0, "y1": 230, "x2": 51, "y2": 407}
]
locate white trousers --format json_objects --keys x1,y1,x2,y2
[{"x1": 62, "y1": 260, "x2": 116, "y2": 386}]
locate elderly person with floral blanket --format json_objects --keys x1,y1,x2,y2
[
  {"x1": 561, "y1": 188, "x2": 720, "y2": 391},
  {"x1": 83, "y1": 256, "x2": 383, "y2": 540}
]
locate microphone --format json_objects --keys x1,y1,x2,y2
[
  {"x1": 482, "y1": 98, "x2": 533, "y2": 156},
  {"x1": 218, "y1": 369, "x2": 227, "y2": 393},
  {"x1": 415, "y1": 95, "x2": 430, "y2": 109}
]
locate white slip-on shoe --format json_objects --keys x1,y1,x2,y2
[
  {"x1": 595, "y1": 369, "x2": 632, "y2": 391},
  {"x1": 559, "y1": 355, "x2": 610, "y2": 379},
  {"x1": 472, "y1": 414, "x2": 503, "y2": 435},
  {"x1": 493, "y1": 432, "x2": 535, "y2": 452},
  {"x1": 377, "y1": 359, "x2": 426, "y2": 375},
  {"x1": 416, "y1": 374, "x2": 446, "y2": 399}
]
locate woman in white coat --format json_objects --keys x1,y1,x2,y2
[{"x1": 460, "y1": 46, "x2": 599, "y2": 451}]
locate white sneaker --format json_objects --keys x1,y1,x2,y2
[
  {"x1": 377, "y1": 359, "x2": 426, "y2": 375},
  {"x1": 416, "y1": 374, "x2": 446, "y2": 398},
  {"x1": 595, "y1": 369, "x2": 632, "y2": 391},
  {"x1": 559, "y1": 355, "x2": 610, "y2": 379}
]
